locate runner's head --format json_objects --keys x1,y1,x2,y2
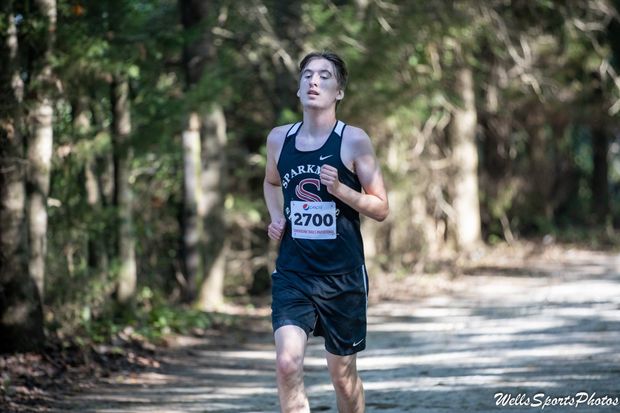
[{"x1": 297, "y1": 51, "x2": 348, "y2": 109}]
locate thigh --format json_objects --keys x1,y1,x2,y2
[
  {"x1": 271, "y1": 269, "x2": 316, "y2": 335},
  {"x1": 326, "y1": 351, "x2": 358, "y2": 378},
  {"x1": 313, "y1": 265, "x2": 369, "y2": 356},
  {"x1": 275, "y1": 324, "x2": 308, "y2": 361}
]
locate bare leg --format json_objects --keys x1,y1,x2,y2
[
  {"x1": 274, "y1": 325, "x2": 310, "y2": 413},
  {"x1": 326, "y1": 352, "x2": 365, "y2": 413}
]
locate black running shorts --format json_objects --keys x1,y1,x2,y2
[{"x1": 271, "y1": 265, "x2": 369, "y2": 356}]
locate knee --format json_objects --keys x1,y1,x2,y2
[
  {"x1": 331, "y1": 372, "x2": 359, "y2": 397},
  {"x1": 276, "y1": 353, "x2": 303, "y2": 380}
]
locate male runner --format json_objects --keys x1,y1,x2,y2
[{"x1": 263, "y1": 51, "x2": 389, "y2": 413}]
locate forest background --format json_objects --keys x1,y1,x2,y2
[{"x1": 1, "y1": 0, "x2": 620, "y2": 355}]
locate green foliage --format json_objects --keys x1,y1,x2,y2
[
  {"x1": 78, "y1": 287, "x2": 217, "y2": 343},
  {"x1": 7, "y1": 0, "x2": 616, "y2": 348},
  {"x1": 277, "y1": 108, "x2": 299, "y2": 125}
]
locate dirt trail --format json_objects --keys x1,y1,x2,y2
[{"x1": 53, "y1": 248, "x2": 620, "y2": 412}]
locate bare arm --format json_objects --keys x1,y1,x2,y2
[
  {"x1": 320, "y1": 128, "x2": 389, "y2": 221},
  {"x1": 263, "y1": 126, "x2": 288, "y2": 240}
]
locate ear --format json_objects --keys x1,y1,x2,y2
[
  {"x1": 336, "y1": 89, "x2": 344, "y2": 101},
  {"x1": 297, "y1": 89, "x2": 301, "y2": 98}
]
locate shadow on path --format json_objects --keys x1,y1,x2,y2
[{"x1": 54, "y1": 250, "x2": 620, "y2": 412}]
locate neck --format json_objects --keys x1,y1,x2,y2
[{"x1": 301, "y1": 107, "x2": 337, "y2": 138}]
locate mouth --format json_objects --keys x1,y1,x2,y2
[{"x1": 307, "y1": 90, "x2": 320, "y2": 96}]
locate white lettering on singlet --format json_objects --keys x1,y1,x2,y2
[{"x1": 282, "y1": 164, "x2": 321, "y2": 189}]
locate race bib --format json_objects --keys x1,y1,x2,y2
[{"x1": 290, "y1": 201, "x2": 336, "y2": 240}]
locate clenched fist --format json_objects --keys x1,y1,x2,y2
[
  {"x1": 320, "y1": 164, "x2": 341, "y2": 195},
  {"x1": 268, "y1": 216, "x2": 286, "y2": 241}
]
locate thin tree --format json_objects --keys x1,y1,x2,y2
[
  {"x1": 27, "y1": 0, "x2": 57, "y2": 299},
  {"x1": 448, "y1": 58, "x2": 482, "y2": 251},
  {"x1": 111, "y1": 76, "x2": 137, "y2": 304},
  {"x1": 179, "y1": 0, "x2": 228, "y2": 308},
  {"x1": 0, "y1": 0, "x2": 45, "y2": 353}
]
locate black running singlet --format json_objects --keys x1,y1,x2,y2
[{"x1": 276, "y1": 120, "x2": 365, "y2": 275}]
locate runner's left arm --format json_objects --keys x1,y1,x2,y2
[{"x1": 319, "y1": 129, "x2": 389, "y2": 222}]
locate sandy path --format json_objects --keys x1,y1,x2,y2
[{"x1": 53, "y1": 248, "x2": 620, "y2": 412}]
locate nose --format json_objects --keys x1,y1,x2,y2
[{"x1": 309, "y1": 72, "x2": 320, "y2": 86}]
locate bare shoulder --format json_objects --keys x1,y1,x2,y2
[
  {"x1": 266, "y1": 123, "x2": 293, "y2": 151},
  {"x1": 268, "y1": 123, "x2": 295, "y2": 147},
  {"x1": 342, "y1": 124, "x2": 373, "y2": 155},
  {"x1": 266, "y1": 123, "x2": 297, "y2": 165},
  {"x1": 342, "y1": 124, "x2": 370, "y2": 141}
]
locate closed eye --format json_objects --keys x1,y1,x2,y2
[{"x1": 302, "y1": 70, "x2": 333, "y2": 79}]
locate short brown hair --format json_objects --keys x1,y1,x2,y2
[{"x1": 299, "y1": 51, "x2": 348, "y2": 91}]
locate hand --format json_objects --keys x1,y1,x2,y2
[
  {"x1": 267, "y1": 216, "x2": 286, "y2": 241},
  {"x1": 320, "y1": 164, "x2": 340, "y2": 195}
]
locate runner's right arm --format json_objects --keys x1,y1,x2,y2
[{"x1": 264, "y1": 126, "x2": 287, "y2": 241}]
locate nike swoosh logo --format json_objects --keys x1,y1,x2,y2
[
  {"x1": 353, "y1": 338, "x2": 365, "y2": 347},
  {"x1": 319, "y1": 154, "x2": 333, "y2": 161}
]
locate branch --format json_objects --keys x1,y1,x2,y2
[{"x1": 249, "y1": 0, "x2": 297, "y2": 76}]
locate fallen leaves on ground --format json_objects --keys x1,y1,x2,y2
[{"x1": 0, "y1": 328, "x2": 160, "y2": 413}]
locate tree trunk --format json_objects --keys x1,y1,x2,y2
[
  {"x1": 196, "y1": 105, "x2": 227, "y2": 310},
  {"x1": 111, "y1": 77, "x2": 136, "y2": 304},
  {"x1": 181, "y1": 112, "x2": 203, "y2": 300},
  {"x1": 448, "y1": 66, "x2": 481, "y2": 251},
  {"x1": 197, "y1": 239, "x2": 229, "y2": 310},
  {"x1": 479, "y1": 59, "x2": 516, "y2": 243},
  {"x1": 591, "y1": 125, "x2": 609, "y2": 224},
  {"x1": 525, "y1": 108, "x2": 554, "y2": 222},
  {"x1": 27, "y1": 0, "x2": 56, "y2": 299},
  {"x1": 85, "y1": 156, "x2": 108, "y2": 270},
  {"x1": 179, "y1": 0, "x2": 211, "y2": 85},
  {"x1": 27, "y1": 100, "x2": 53, "y2": 298},
  {"x1": 73, "y1": 95, "x2": 109, "y2": 272},
  {"x1": 180, "y1": 0, "x2": 229, "y2": 308},
  {"x1": 179, "y1": 0, "x2": 209, "y2": 302},
  {"x1": 271, "y1": 2, "x2": 303, "y2": 121},
  {"x1": 0, "y1": 0, "x2": 45, "y2": 353}
]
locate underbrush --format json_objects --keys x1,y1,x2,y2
[{"x1": 1, "y1": 287, "x2": 238, "y2": 413}]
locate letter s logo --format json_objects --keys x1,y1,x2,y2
[{"x1": 295, "y1": 178, "x2": 322, "y2": 202}]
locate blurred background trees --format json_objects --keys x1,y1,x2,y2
[{"x1": 1, "y1": 0, "x2": 619, "y2": 353}]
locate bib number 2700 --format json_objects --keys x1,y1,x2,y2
[
  {"x1": 290, "y1": 201, "x2": 336, "y2": 240},
  {"x1": 293, "y1": 212, "x2": 334, "y2": 227}
]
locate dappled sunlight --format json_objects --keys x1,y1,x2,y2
[
  {"x1": 362, "y1": 377, "x2": 561, "y2": 392},
  {"x1": 359, "y1": 351, "x2": 506, "y2": 370},
  {"x1": 195, "y1": 349, "x2": 275, "y2": 361},
  {"x1": 368, "y1": 320, "x2": 470, "y2": 332},
  {"x1": 53, "y1": 251, "x2": 620, "y2": 412},
  {"x1": 4, "y1": 0, "x2": 620, "y2": 410}
]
